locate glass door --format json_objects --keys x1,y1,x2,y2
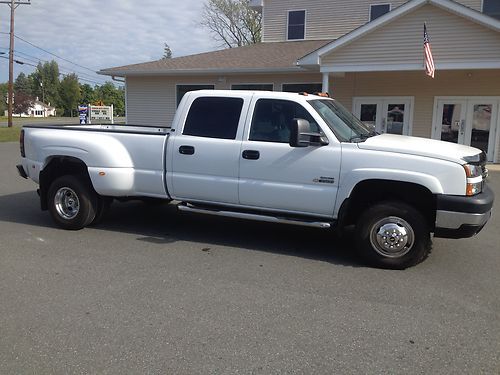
[
  {"x1": 435, "y1": 99, "x2": 467, "y2": 145},
  {"x1": 434, "y1": 98, "x2": 499, "y2": 161},
  {"x1": 465, "y1": 100, "x2": 498, "y2": 162},
  {"x1": 353, "y1": 97, "x2": 413, "y2": 135}
]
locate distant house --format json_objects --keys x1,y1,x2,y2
[
  {"x1": 100, "y1": 0, "x2": 500, "y2": 162},
  {"x1": 6, "y1": 97, "x2": 56, "y2": 118}
]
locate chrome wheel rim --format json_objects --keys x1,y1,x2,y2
[
  {"x1": 369, "y1": 216, "x2": 414, "y2": 258},
  {"x1": 54, "y1": 187, "x2": 80, "y2": 220}
]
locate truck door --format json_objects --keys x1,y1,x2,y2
[
  {"x1": 238, "y1": 98, "x2": 341, "y2": 217},
  {"x1": 169, "y1": 94, "x2": 249, "y2": 204}
]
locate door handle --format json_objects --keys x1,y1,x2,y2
[
  {"x1": 242, "y1": 150, "x2": 260, "y2": 160},
  {"x1": 179, "y1": 145, "x2": 195, "y2": 155},
  {"x1": 460, "y1": 119, "x2": 466, "y2": 135}
]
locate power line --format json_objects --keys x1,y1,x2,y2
[
  {"x1": 13, "y1": 34, "x2": 99, "y2": 73},
  {"x1": 0, "y1": 46, "x2": 113, "y2": 86},
  {"x1": 0, "y1": 55, "x2": 111, "y2": 86}
]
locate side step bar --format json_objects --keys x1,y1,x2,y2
[{"x1": 177, "y1": 203, "x2": 332, "y2": 229}]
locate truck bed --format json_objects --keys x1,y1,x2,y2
[{"x1": 22, "y1": 123, "x2": 171, "y2": 198}]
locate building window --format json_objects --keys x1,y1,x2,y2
[
  {"x1": 483, "y1": 0, "x2": 500, "y2": 20},
  {"x1": 282, "y1": 83, "x2": 322, "y2": 93},
  {"x1": 287, "y1": 10, "x2": 305, "y2": 40},
  {"x1": 176, "y1": 84, "x2": 214, "y2": 107},
  {"x1": 231, "y1": 84, "x2": 273, "y2": 91},
  {"x1": 183, "y1": 97, "x2": 243, "y2": 140},
  {"x1": 370, "y1": 4, "x2": 391, "y2": 21}
]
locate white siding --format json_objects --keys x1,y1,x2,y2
[
  {"x1": 262, "y1": 0, "x2": 482, "y2": 42},
  {"x1": 322, "y1": 4, "x2": 500, "y2": 68}
]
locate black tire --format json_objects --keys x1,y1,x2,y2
[
  {"x1": 355, "y1": 201, "x2": 431, "y2": 269},
  {"x1": 90, "y1": 196, "x2": 113, "y2": 226},
  {"x1": 47, "y1": 175, "x2": 98, "y2": 230}
]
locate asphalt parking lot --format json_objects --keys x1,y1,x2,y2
[{"x1": 0, "y1": 142, "x2": 499, "y2": 374}]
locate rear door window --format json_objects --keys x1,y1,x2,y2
[{"x1": 183, "y1": 97, "x2": 244, "y2": 139}]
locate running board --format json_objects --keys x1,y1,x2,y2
[{"x1": 177, "y1": 203, "x2": 332, "y2": 229}]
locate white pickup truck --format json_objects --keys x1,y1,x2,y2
[{"x1": 17, "y1": 90, "x2": 494, "y2": 269}]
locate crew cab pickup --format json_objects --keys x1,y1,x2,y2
[{"x1": 17, "y1": 90, "x2": 494, "y2": 269}]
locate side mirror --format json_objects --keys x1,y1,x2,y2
[{"x1": 289, "y1": 118, "x2": 328, "y2": 147}]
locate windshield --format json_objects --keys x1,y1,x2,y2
[{"x1": 308, "y1": 99, "x2": 373, "y2": 142}]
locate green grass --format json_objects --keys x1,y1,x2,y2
[{"x1": 0, "y1": 127, "x2": 21, "y2": 142}]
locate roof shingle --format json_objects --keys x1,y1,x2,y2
[{"x1": 99, "y1": 40, "x2": 331, "y2": 76}]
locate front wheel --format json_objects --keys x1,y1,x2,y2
[
  {"x1": 355, "y1": 201, "x2": 431, "y2": 269},
  {"x1": 47, "y1": 175, "x2": 98, "y2": 230}
]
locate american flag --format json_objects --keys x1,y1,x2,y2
[{"x1": 424, "y1": 23, "x2": 435, "y2": 78}]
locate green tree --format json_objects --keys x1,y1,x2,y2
[
  {"x1": 14, "y1": 72, "x2": 33, "y2": 96},
  {"x1": 201, "y1": 0, "x2": 262, "y2": 48},
  {"x1": 0, "y1": 82, "x2": 8, "y2": 115},
  {"x1": 95, "y1": 82, "x2": 125, "y2": 116},
  {"x1": 59, "y1": 74, "x2": 81, "y2": 116},
  {"x1": 31, "y1": 60, "x2": 60, "y2": 107},
  {"x1": 80, "y1": 83, "x2": 95, "y2": 104}
]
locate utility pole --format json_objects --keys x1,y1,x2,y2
[{"x1": 1, "y1": 0, "x2": 31, "y2": 127}]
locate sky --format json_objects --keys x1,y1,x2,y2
[{"x1": 0, "y1": 0, "x2": 219, "y2": 86}]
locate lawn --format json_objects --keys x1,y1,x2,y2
[{"x1": 0, "y1": 127, "x2": 21, "y2": 142}]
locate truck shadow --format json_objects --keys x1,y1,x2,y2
[{"x1": 0, "y1": 191, "x2": 362, "y2": 267}]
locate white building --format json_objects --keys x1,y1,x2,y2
[{"x1": 6, "y1": 98, "x2": 57, "y2": 118}]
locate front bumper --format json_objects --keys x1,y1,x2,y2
[{"x1": 434, "y1": 184, "x2": 494, "y2": 239}]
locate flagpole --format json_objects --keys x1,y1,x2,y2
[{"x1": 423, "y1": 22, "x2": 426, "y2": 70}]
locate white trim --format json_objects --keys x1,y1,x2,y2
[
  {"x1": 124, "y1": 77, "x2": 128, "y2": 123},
  {"x1": 298, "y1": 0, "x2": 500, "y2": 66},
  {"x1": 231, "y1": 83, "x2": 274, "y2": 91},
  {"x1": 99, "y1": 66, "x2": 310, "y2": 77},
  {"x1": 495, "y1": 103, "x2": 500, "y2": 163},
  {"x1": 286, "y1": 9, "x2": 307, "y2": 41},
  {"x1": 320, "y1": 61, "x2": 500, "y2": 73},
  {"x1": 369, "y1": 3, "x2": 391, "y2": 22},
  {"x1": 175, "y1": 83, "x2": 215, "y2": 107}
]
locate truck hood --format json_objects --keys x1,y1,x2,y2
[{"x1": 357, "y1": 134, "x2": 481, "y2": 164}]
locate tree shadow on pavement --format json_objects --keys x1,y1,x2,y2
[{"x1": 0, "y1": 191, "x2": 363, "y2": 268}]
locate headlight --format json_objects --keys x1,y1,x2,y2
[
  {"x1": 463, "y1": 164, "x2": 482, "y2": 178},
  {"x1": 463, "y1": 164, "x2": 483, "y2": 196}
]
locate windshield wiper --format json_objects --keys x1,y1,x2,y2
[{"x1": 349, "y1": 132, "x2": 377, "y2": 143}]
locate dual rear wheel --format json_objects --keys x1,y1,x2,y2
[{"x1": 47, "y1": 175, "x2": 110, "y2": 230}]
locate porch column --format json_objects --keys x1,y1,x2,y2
[{"x1": 322, "y1": 72, "x2": 329, "y2": 93}]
